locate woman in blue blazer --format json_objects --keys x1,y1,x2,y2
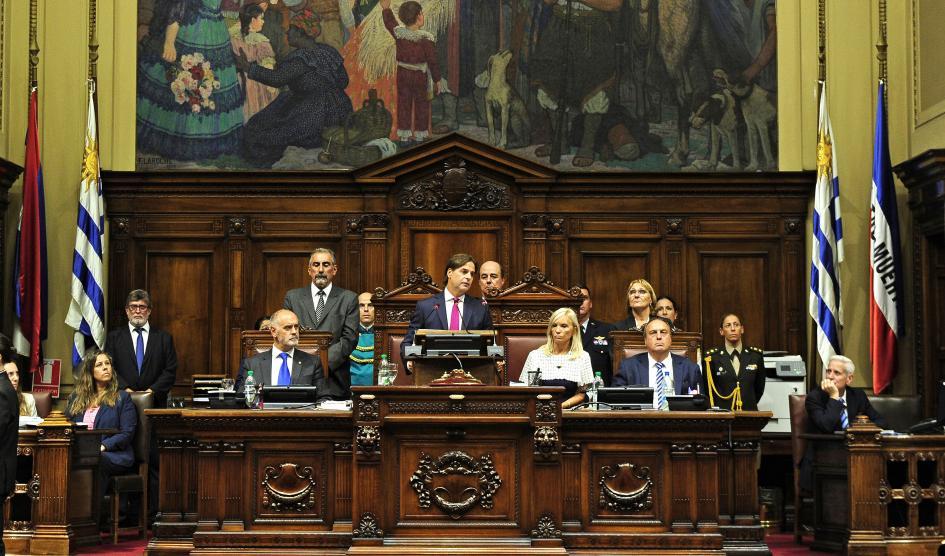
[{"x1": 66, "y1": 349, "x2": 138, "y2": 513}]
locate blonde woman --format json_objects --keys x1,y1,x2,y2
[
  {"x1": 66, "y1": 349, "x2": 138, "y2": 508},
  {"x1": 519, "y1": 308, "x2": 594, "y2": 409},
  {"x1": 2, "y1": 362, "x2": 37, "y2": 417},
  {"x1": 613, "y1": 278, "x2": 657, "y2": 331}
]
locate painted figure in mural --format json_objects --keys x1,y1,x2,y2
[
  {"x1": 529, "y1": 0, "x2": 622, "y2": 168},
  {"x1": 237, "y1": 10, "x2": 353, "y2": 167},
  {"x1": 381, "y1": 0, "x2": 442, "y2": 147},
  {"x1": 230, "y1": 3, "x2": 280, "y2": 121},
  {"x1": 137, "y1": 0, "x2": 245, "y2": 162},
  {"x1": 298, "y1": 0, "x2": 356, "y2": 52}
]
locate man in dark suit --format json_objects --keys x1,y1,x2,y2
[
  {"x1": 613, "y1": 317, "x2": 703, "y2": 409},
  {"x1": 703, "y1": 313, "x2": 767, "y2": 410},
  {"x1": 401, "y1": 253, "x2": 494, "y2": 368},
  {"x1": 237, "y1": 309, "x2": 329, "y2": 399},
  {"x1": 478, "y1": 260, "x2": 506, "y2": 295},
  {"x1": 577, "y1": 286, "x2": 614, "y2": 385},
  {"x1": 283, "y1": 247, "x2": 358, "y2": 399},
  {"x1": 105, "y1": 289, "x2": 178, "y2": 409},
  {"x1": 0, "y1": 334, "x2": 20, "y2": 553},
  {"x1": 806, "y1": 355, "x2": 888, "y2": 432},
  {"x1": 104, "y1": 289, "x2": 178, "y2": 524}
]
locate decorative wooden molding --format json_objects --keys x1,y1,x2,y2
[
  {"x1": 599, "y1": 463, "x2": 653, "y2": 513},
  {"x1": 261, "y1": 463, "x2": 316, "y2": 512},
  {"x1": 353, "y1": 512, "x2": 384, "y2": 538},
  {"x1": 397, "y1": 158, "x2": 511, "y2": 211},
  {"x1": 530, "y1": 514, "x2": 562, "y2": 538},
  {"x1": 409, "y1": 451, "x2": 502, "y2": 518}
]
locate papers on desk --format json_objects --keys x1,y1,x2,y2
[
  {"x1": 318, "y1": 400, "x2": 353, "y2": 411},
  {"x1": 19, "y1": 416, "x2": 43, "y2": 427}
]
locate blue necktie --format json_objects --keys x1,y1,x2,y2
[
  {"x1": 655, "y1": 361, "x2": 669, "y2": 411},
  {"x1": 840, "y1": 399, "x2": 849, "y2": 430},
  {"x1": 134, "y1": 328, "x2": 145, "y2": 374},
  {"x1": 278, "y1": 352, "x2": 291, "y2": 386}
]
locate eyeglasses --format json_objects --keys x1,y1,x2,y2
[{"x1": 127, "y1": 304, "x2": 150, "y2": 313}]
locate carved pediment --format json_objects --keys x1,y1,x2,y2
[
  {"x1": 397, "y1": 159, "x2": 511, "y2": 211},
  {"x1": 374, "y1": 267, "x2": 442, "y2": 298}
]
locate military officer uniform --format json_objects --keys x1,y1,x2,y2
[{"x1": 704, "y1": 345, "x2": 766, "y2": 410}]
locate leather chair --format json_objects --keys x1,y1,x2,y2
[
  {"x1": 866, "y1": 395, "x2": 921, "y2": 432},
  {"x1": 503, "y1": 335, "x2": 547, "y2": 384},
  {"x1": 241, "y1": 330, "x2": 332, "y2": 379},
  {"x1": 788, "y1": 393, "x2": 809, "y2": 543},
  {"x1": 109, "y1": 391, "x2": 153, "y2": 544},
  {"x1": 31, "y1": 391, "x2": 52, "y2": 418}
]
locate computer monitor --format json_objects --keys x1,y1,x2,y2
[
  {"x1": 423, "y1": 333, "x2": 486, "y2": 356},
  {"x1": 597, "y1": 386, "x2": 654, "y2": 410},
  {"x1": 261, "y1": 385, "x2": 319, "y2": 409},
  {"x1": 667, "y1": 394, "x2": 708, "y2": 411}
]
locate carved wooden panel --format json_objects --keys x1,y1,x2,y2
[
  {"x1": 251, "y1": 447, "x2": 330, "y2": 528},
  {"x1": 590, "y1": 450, "x2": 663, "y2": 523},
  {"x1": 568, "y1": 241, "x2": 661, "y2": 326},
  {"x1": 399, "y1": 219, "x2": 511, "y2": 284}
]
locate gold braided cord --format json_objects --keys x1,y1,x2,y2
[{"x1": 704, "y1": 356, "x2": 743, "y2": 411}]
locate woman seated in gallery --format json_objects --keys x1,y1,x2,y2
[
  {"x1": 65, "y1": 349, "x2": 138, "y2": 513},
  {"x1": 519, "y1": 308, "x2": 595, "y2": 409}
]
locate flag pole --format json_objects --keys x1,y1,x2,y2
[
  {"x1": 88, "y1": 0, "x2": 99, "y2": 82},
  {"x1": 28, "y1": 0, "x2": 38, "y2": 92}
]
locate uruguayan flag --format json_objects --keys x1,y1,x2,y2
[
  {"x1": 809, "y1": 83, "x2": 844, "y2": 368},
  {"x1": 65, "y1": 82, "x2": 106, "y2": 366}
]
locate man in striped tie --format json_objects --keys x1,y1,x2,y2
[{"x1": 805, "y1": 355, "x2": 888, "y2": 433}]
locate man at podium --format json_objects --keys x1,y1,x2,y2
[{"x1": 401, "y1": 253, "x2": 494, "y2": 368}]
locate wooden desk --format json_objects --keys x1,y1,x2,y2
[
  {"x1": 147, "y1": 401, "x2": 769, "y2": 555},
  {"x1": 3, "y1": 413, "x2": 105, "y2": 554},
  {"x1": 806, "y1": 417, "x2": 945, "y2": 555}
]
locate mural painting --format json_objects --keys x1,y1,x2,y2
[{"x1": 136, "y1": 0, "x2": 777, "y2": 172}]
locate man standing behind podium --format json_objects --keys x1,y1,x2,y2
[
  {"x1": 613, "y1": 317, "x2": 702, "y2": 409},
  {"x1": 238, "y1": 309, "x2": 328, "y2": 396},
  {"x1": 402, "y1": 253, "x2": 494, "y2": 368},
  {"x1": 284, "y1": 248, "x2": 358, "y2": 399}
]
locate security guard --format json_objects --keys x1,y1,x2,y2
[{"x1": 704, "y1": 313, "x2": 766, "y2": 410}]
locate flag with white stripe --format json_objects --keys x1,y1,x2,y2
[
  {"x1": 870, "y1": 80, "x2": 904, "y2": 394},
  {"x1": 809, "y1": 83, "x2": 845, "y2": 369},
  {"x1": 65, "y1": 83, "x2": 106, "y2": 366}
]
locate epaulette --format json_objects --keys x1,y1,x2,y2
[
  {"x1": 747, "y1": 346, "x2": 763, "y2": 354},
  {"x1": 705, "y1": 347, "x2": 720, "y2": 355}
]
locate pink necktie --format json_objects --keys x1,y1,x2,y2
[{"x1": 449, "y1": 298, "x2": 461, "y2": 330}]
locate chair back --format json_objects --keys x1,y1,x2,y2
[
  {"x1": 129, "y1": 391, "x2": 154, "y2": 466},
  {"x1": 788, "y1": 393, "x2": 808, "y2": 468},
  {"x1": 32, "y1": 391, "x2": 52, "y2": 418},
  {"x1": 503, "y1": 334, "x2": 548, "y2": 384},
  {"x1": 610, "y1": 330, "x2": 703, "y2": 377},
  {"x1": 241, "y1": 330, "x2": 332, "y2": 377},
  {"x1": 866, "y1": 395, "x2": 921, "y2": 432}
]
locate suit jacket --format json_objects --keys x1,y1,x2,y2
[
  {"x1": 67, "y1": 390, "x2": 138, "y2": 469},
  {"x1": 805, "y1": 386, "x2": 888, "y2": 433},
  {"x1": 612, "y1": 353, "x2": 703, "y2": 395},
  {"x1": 0, "y1": 374, "x2": 18, "y2": 499},
  {"x1": 581, "y1": 319, "x2": 614, "y2": 386},
  {"x1": 703, "y1": 345, "x2": 766, "y2": 410},
  {"x1": 401, "y1": 292, "x2": 494, "y2": 364},
  {"x1": 237, "y1": 348, "x2": 330, "y2": 402},
  {"x1": 284, "y1": 284, "x2": 359, "y2": 399},
  {"x1": 105, "y1": 325, "x2": 178, "y2": 408}
]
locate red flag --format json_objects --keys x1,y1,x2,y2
[{"x1": 13, "y1": 90, "x2": 48, "y2": 374}]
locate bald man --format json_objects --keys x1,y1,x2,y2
[
  {"x1": 237, "y1": 309, "x2": 329, "y2": 398},
  {"x1": 479, "y1": 260, "x2": 505, "y2": 295}
]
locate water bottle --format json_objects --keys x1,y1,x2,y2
[
  {"x1": 588, "y1": 371, "x2": 604, "y2": 408},
  {"x1": 377, "y1": 354, "x2": 397, "y2": 386},
  {"x1": 244, "y1": 370, "x2": 260, "y2": 409}
]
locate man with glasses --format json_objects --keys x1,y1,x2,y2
[
  {"x1": 105, "y1": 289, "x2": 179, "y2": 408},
  {"x1": 284, "y1": 248, "x2": 358, "y2": 399}
]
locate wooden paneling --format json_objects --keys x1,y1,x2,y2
[{"x1": 103, "y1": 135, "x2": 813, "y2": 386}]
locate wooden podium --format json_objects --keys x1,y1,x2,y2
[{"x1": 407, "y1": 330, "x2": 502, "y2": 386}]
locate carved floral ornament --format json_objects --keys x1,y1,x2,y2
[
  {"x1": 599, "y1": 463, "x2": 654, "y2": 513},
  {"x1": 261, "y1": 463, "x2": 316, "y2": 512},
  {"x1": 410, "y1": 451, "x2": 502, "y2": 519},
  {"x1": 397, "y1": 158, "x2": 511, "y2": 211}
]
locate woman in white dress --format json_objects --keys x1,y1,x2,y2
[{"x1": 519, "y1": 307, "x2": 594, "y2": 409}]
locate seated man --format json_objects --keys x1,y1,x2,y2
[
  {"x1": 401, "y1": 253, "x2": 494, "y2": 367},
  {"x1": 478, "y1": 260, "x2": 506, "y2": 295},
  {"x1": 238, "y1": 309, "x2": 329, "y2": 399},
  {"x1": 612, "y1": 317, "x2": 702, "y2": 409},
  {"x1": 806, "y1": 355, "x2": 888, "y2": 432}
]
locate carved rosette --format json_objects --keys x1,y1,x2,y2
[
  {"x1": 27, "y1": 474, "x2": 40, "y2": 501},
  {"x1": 545, "y1": 218, "x2": 565, "y2": 235},
  {"x1": 784, "y1": 218, "x2": 801, "y2": 234},
  {"x1": 261, "y1": 463, "x2": 316, "y2": 512},
  {"x1": 933, "y1": 483, "x2": 945, "y2": 502},
  {"x1": 878, "y1": 479, "x2": 891, "y2": 504},
  {"x1": 398, "y1": 159, "x2": 510, "y2": 211},
  {"x1": 358, "y1": 398, "x2": 380, "y2": 422},
  {"x1": 346, "y1": 214, "x2": 390, "y2": 234},
  {"x1": 409, "y1": 451, "x2": 502, "y2": 519},
  {"x1": 531, "y1": 514, "x2": 562, "y2": 538},
  {"x1": 666, "y1": 217, "x2": 683, "y2": 234},
  {"x1": 903, "y1": 482, "x2": 921, "y2": 503},
  {"x1": 112, "y1": 217, "x2": 130, "y2": 237},
  {"x1": 353, "y1": 512, "x2": 384, "y2": 538},
  {"x1": 16, "y1": 446, "x2": 33, "y2": 456},
  {"x1": 535, "y1": 400, "x2": 557, "y2": 422},
  {"x1": 887, "y1": 526, "x2": 908, "y2": 537},
  {"x1": 227, "y1": 216, "x2": 246, "y2": 235},
  {"x1": 9, "y1": 520, "x2": 33, "y2": 531},
  {"x1": 356, "y1": 426, "x2": 380, "y2": 456},
  {"x1": 599, "y1": 463, "x2": 653, "y2": 513},
  {"x1": 533, "y1": 426, "x2": 559, "y2": 460}
]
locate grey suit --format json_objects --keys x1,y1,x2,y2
[
  {"x1": 284, "y1": 284, "x2": 359, "y2": 399},
  {"x1": 237, "y1": 348, "x2": 328, "y2": 401}
]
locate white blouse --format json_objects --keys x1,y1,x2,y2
[{"x1": 519, "y1": 350, "x2": 594, "y2": 389}]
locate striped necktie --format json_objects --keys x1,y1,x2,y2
[
  {"x1": 314, "y1": 290, "x2": 326, "y2": 325},
  {"x1": 655, "y1": 361, "x2": 669, "y2": 411},
  {"x1": 840, "y1": 399, "x2": 849, "y2": 430}
]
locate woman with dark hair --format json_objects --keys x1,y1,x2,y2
[
  {"x1": 237, "y1": 10, "x2": 353, "y2": 167},
  {"x1": 654, "y1": 295, "x2": 681, "y2": 332},
  {"x1": 613, "y1": 278, "x2": 656, "y2": 332},
  {"x1": 0, "y1": 333, "x2": 21, "y2": 547},
  {"x1": 229, "y1": 2, "x2": 279, "y2": 121},
  {"x1": 65, "y1": 349, "x2": 138, "y2": 510},
  {"x1": 2, "y1": 361, "x2": 37, "y2": 417}
]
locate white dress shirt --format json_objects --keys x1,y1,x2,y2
[
  {"x1": 270, "y1": 347, "x2": 296, "y2": 385},
  {"x1": 311, "y1": 282, "x2": 334, "y2": 311},
  {"x1": 127, "y1": 322, "x2": 151, "y2": 357},
  {"x1": 647, "y1": 353, "x2": 674, "y2": 409}
]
